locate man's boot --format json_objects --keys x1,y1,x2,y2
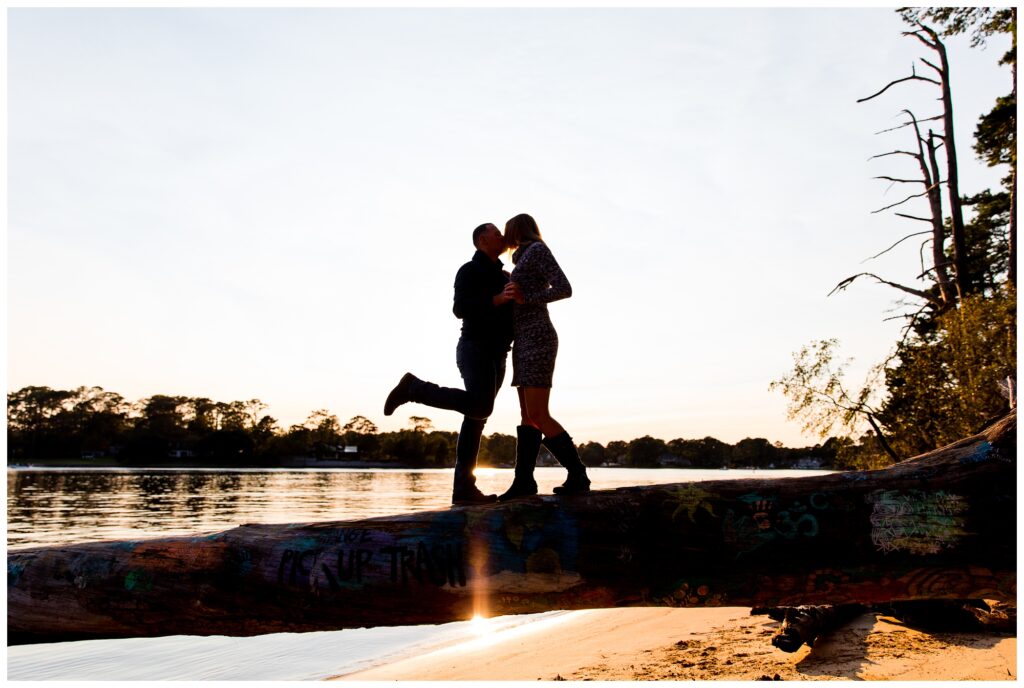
[
  {"x1": 498, "y1": 425, "x2": 541, "y2": 501},
  {"x1": 452, "y1": 485, "x2": 498, "y2": 506},
  {"x1": 383, "y1": 372, "x2": 421, "y2": 416},
  {"x1": 543, "y1": 431, "x2": 591, "y2": 495},
  {"x1": 452, "y1": 417, "x2": 496, "y2": 506}
]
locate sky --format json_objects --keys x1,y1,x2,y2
[{"x1": 5, "y1": 7, "x2": 1013, "y2": 447}]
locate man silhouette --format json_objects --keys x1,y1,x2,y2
[{"x1": 384, "y1": 223, "x2": 520, "y2": 505}]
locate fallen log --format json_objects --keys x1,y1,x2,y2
[{"x1": 8, "y1": 412, "x2": 1015, "y2": 645}]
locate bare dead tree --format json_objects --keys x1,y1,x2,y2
[
  {"x1": 897, "y1": 7, "x2": 1016, "y2": 289},
  {"x1": 1011, "y1": 152, "x2": 1018, "y2": 289},
  {"x1": 862, "y1": 142, "x2": 946, "y2": 296},
  {"x1": 861, "y1": 230, "x2": 931, "y2": 262},
  {"x1": 1009, "y1": 18, "x2": 1017, "y2": 288},
  {"x1": 830, "y1": 272, "x2": 938, "y2": 307},
  {"x1": 903, "y1": 23, "x2": 970, "y2": 297},
  {"x1": 833, "y1": 111, "x2": 950, "y2": 312},
  {"x1": 856, "y1": 62, "x2": 941, "y2": 101},
  {"x1": 922, "y1": 126, "x2": 955, "y2": 304},
  {"x1": 845, "y1": 23, "x2": 972, "y2": 315}
]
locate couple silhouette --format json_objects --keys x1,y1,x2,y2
[{"x1": 384, "y1": 213, "x2": 590, "y2": 505}]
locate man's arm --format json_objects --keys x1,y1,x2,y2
[{"x1": 453, "y1": 265, "x2": 514, "y2": 319}]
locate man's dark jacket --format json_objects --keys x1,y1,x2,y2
[{"x1": 453, "y1": 250, "x2": 514, "y2": 352}]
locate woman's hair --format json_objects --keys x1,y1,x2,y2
[{"x1": 504, "y1": 213, "x2": 543, "y2": 251}]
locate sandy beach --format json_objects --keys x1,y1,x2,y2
[{"x1": 337, "y1": 607, "x2": 1016, "y2": 681}]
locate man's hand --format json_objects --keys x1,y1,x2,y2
[
  {"x1": 505, "y1": 281, "x2": 525, "y2": 304},
  {"x1": 493, "y1": 281, "x2": 524, "y2": 306}
]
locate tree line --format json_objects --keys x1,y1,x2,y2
[
  {"x1": 6, "y1": 385, "x2": 845, "y2": 469},
  {"x1": 772, "y1": 9, "x2": 1016, "y2": 469}
]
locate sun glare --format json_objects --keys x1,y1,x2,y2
[
  {"x1": 469, "y1": 614, "x2": 491, "y2": 635},
  {"x1": 471, "y1": 467, "x2": 503, "y2": 477}
]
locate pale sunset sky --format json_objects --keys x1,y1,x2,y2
[{"x1": 6, "y1": 6, "x2": 1013, "y2": 446}]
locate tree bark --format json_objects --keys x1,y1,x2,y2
[
  {"x1": 1009, "y1": 138, "x2": 1017, "y2": 289},
  {"x1": 7, "y1": 413, "x2": 1016, "y2": 646},
  {"x1": 925, "y1": 131, "x2": 954, "y2": 306},
  {"x1": 921, "y1": 24, "x2": 971, "y2": 297},
  {"x1": 865, "y1": 413, "x2": 900, "y2": 462},
  {"x1": 1004, "y1": 10, "x2": 1016, "y2": 288}
]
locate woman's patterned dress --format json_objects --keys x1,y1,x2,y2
[{"x1": 509, "y1": 241, "x2": 572, "y2": 388}]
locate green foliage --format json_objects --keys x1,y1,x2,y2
[
  {"x1": 773, "y1": 290, "x2": 1016, "y2": 469},
  {"x1": 197, "y1": 429, "x2": 254, "y2": 460},
  {"x1": 769, "y1": 339, "x2": 882, "y2": 439},
  {"x1": 974, "y1": 94, "x2": 1016, "y2": 170},
  {"x1": 342, "y1": 415, "x2": 378, "y2": 435},
  {"x1": 897, "y1": 7, "x2": 1016, "y2": 52},
  {"x1": 375, "y1": 429, "x2": 454, "y2": 466},
  {"x1": 879, "y1": 287, "x2": 1016, "y2": 457},
  {"x1": 480, "y1": 432, "x2": 516, "y2": 466},
  {"x1": 304, "y1": 409, "x2": 341, "y2": 457},
  {"x1": 579, "y1": 441, "x2": 606, "y2": 466},
  {"x1": 377, "y1": 429, "x2": 426, "y2": 463},
  {"x1": 604, "y1": 440, "x2": 628, "y2": 465},
  {"x1": 625, "y1": 435, "x2": 667, "y2": 467},
  {"x1": 252, "y1": 415, "x2": 279, "y2": 451},
  {"x1": 407, "y1": 416, "x2": 433, "y2": 433},
  {"x1": 665, "y1": 437, "x2": 732, "y2": 468},
  {"x1": 823, "y1": 434, "x2": 892, "y2": 471},
  {"x1": 425, "y1": 432, "x2": 453, "y2": 466},
  {"x1": 961, "y1": 190, "x2": 1012, "y2": 290},
  {"x1": 733, "y1": 438, "x2": 778, "y2": 469},
  {"x1": 341, "y1": 415, "x2": 380, "y2": 457}
]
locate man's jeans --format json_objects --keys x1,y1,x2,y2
[{"x1": 409, "y1": 338, "x2": 507, "y2": 494}]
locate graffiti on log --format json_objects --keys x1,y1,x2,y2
[
  {"x1": 265, "y1": 503, "x2": 585, "y2": 596},
  {"x1": 722, "y1": 491, "x2": 828, "y2": 555},
  {"x1": 867, "y1": 490, "x2": 968, "y2": 555}
]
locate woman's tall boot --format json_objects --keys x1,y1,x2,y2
[
  {"x1": 543, "y1": 431, "x2": 591, "y2": 494},
  {"x1": 498, "y1": 425, "x2": 541, "y2": 501}
]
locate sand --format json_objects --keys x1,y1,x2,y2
[{"x1": 335, "y1": 607, "x2": 1016, "y2": 681}]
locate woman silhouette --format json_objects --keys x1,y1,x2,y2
[{"x1": 498, "y1": 213, "x2": 590, "y2": 500}]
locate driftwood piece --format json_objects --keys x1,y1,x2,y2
[
  {"x1": 755, "y1": 598, "x2": 1017, "y2": 653},
  {"x1": 769, "y1": 604, "x2": 867, "y2": 652},
  {"x1": 7, "y1": 413, "x2": 1016, "y2": 645},
  {"x1": 883, "y1": 599, "x2": 1017, "y2": 632}
]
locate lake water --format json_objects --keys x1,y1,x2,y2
[
  {"x1": 7, "y1": 466, "x2": 830, "y2": 679},
  {"x1": 7, "y1": 466, "x2": 829, "y2": 550}
]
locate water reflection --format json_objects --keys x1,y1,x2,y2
[{"x1": 7, "y1": 467, "x2": 831, "y2": 550}]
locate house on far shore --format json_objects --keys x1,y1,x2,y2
[
  {"x1": 80, "y1": 450, "x2": 104, "y2": 460},
  {"x1": 312, "y1": 444, "x2": 359, "y2": 460},
  {"x1": 657, "y1": 455, "x2": 693, "y2": 468},
  {"x1": 167, "y1": 448, "x2": 196, "y2": 459},
  {"x1": 792, "y1": 456, "x2": 824, "y2": 469}
]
